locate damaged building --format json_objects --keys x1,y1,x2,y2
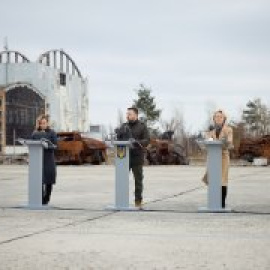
[{"x1": 0, "y1": 49, "x2": 89, "y2": 154}]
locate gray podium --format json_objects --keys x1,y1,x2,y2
[
  {"x1": 18, "y1": 139, "x2": 48, "y2": 209},
  {"x1": 107, "y1": 141, "x2": 138, "y2": 211},
  {"x1": 199, "y1": 140, "x2": 231, "y2": 213}
]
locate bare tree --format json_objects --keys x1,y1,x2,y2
[
  {"x1": 204, "y1": 100, "x2": 217, "y2": 130},
  {"x1": 101, "y1": 125, "x2": 108, "y2": 141},
  {"x1": 117, "y1": 108, "x2": 124, "y2": 126},
  {"x1": 160, "y1": 108, "x2": 186, "y2": 144}
]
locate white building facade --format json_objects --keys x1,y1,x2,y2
[{"x1": 0, "y1": 49, "x2": 89, "y2": 153}]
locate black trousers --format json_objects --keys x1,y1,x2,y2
[
  {"x1": 222, "y1": 186, "x2": 228, "y2": 208},
  {"x1": 43, "y1": 184, "x2": 53, "y2": 204},
  {"x1": 130, "y1": 165, "x2": 144, "y2": 202}
]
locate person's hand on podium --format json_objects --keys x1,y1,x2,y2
[
  {"x1": 221, "y1": 137, "x2": 228, "y2": 144},
  {"x1": 129, "y1": 138, "x2": 135, "y2": 143},
  {"x1": 40, "y1": 139, "x2": 49, "y2": 149},
  {"x1": 221, "y1": 136, "x2": 234, "y2": 150},
  {"x1": 17, "y1": 138, "x2": 26, "y2": 145},
  {"x1": 129, "y1": 138, "x2": 136, "y2": 148},
  {"x1": 41, "y1": 138, "x2": 57, "y2": 150},
  {"x1": 129, "y1": 138, "x2": 144, "y2": 149},
  {"x1": 43, "y1": 142, "x2": 49, "y2": 149}
]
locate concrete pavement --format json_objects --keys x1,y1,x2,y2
[{"x1": 0, "y1": 165, "x2": 269, "y2": 269}]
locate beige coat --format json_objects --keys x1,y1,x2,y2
[{"x1": 202, "y1": 125, "x2": 233, "y2": 186}]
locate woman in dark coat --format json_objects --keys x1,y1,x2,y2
[{"x1": 31, "y1": 115, "x2": 58, "y2": 205}]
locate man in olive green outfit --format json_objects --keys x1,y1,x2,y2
[{"x1": 117, "y1": 107, "x2": 150, "y2": 209}]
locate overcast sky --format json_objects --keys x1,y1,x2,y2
[{"x1": 1, "y1": 0, "x2": 270, "y2": 133}]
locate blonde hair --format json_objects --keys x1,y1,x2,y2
[
  {"x1": 35, "y1": 114, "x2": 50, "y2": 130},
  {"x1": 213, "y1": 110, "x2": 227, "y2": 122}
]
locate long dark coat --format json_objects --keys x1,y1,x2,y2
[{"x1": 31, "y1": 129, "x2": 58, "y2": 184}]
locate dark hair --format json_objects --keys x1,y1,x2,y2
[{"x1": 127, "y1": 107, "x2": 139, "y2": 115}]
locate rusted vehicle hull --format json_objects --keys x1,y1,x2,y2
[
  {"x1": 55, "y1": 132, "x2": 107, "y2": 165},
  {"x1": 238, "y1": 135, "x2": 270, "y2": 162},
  {"x1": 146, "y1": 139, "x2": 189, "y2": 165}
]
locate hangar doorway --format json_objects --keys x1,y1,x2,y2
[{"x1": 5, "y1": 84, "x2": 45, "y2": 145}]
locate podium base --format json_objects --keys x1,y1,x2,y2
[
  {"x1": 20, "y1": 204, "x2": 54, "y2": 210},
  {"x1": 106, "y1": 205, "x2": 141, "y2": 211},
  {"x1": 198, "y1": 206, "x2": 232, "y2": 213}
]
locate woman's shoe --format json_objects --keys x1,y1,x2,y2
[
  {"x1": 42, "y1": 198, "x2": 49, "y2": 205},
  {"x1": 135, "y1": 200, "x2": 143, "y2": 210},
  {"x1": 222, "y1": 186, "x2": 227, "y2": 208}
]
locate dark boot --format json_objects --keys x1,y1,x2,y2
[
  {"x1": 222, "y1": 186, "x2": 227, "y2": 208},
  {"x1": 42, "y1": 184, "x2": 46, "y2": 205},
  {"x1": 43, "y1": 184, "x2": 53, "y2": 205},
  {"x1": 42, "y1": 198, "x2": 47, "y2": 205}
]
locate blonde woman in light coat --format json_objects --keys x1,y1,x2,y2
[{"x1": 202, "y1": 110, "x2": 233, "y2": 208}]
